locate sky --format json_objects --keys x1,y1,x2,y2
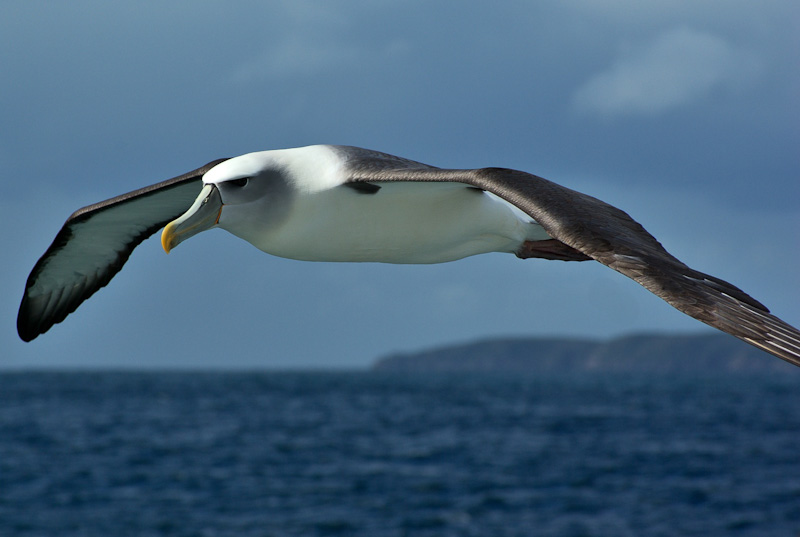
[{"x1": 1, "y1": 1, "x2": 798, "y2": 369}]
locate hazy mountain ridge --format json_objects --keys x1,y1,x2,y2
[{"x1": 373, "y1": 333, "x2": 797, "y2": 374}]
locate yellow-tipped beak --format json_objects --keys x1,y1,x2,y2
[
  {"x1": 161, "y1": 183, "x2": 223, "y2": 253},
  {"x1": 161, "y1": 220, "x2": 179, "y2": 254}
]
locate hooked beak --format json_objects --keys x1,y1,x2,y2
[{"x1": 161, "y1": 183, "x2": 222, "y2": 253}]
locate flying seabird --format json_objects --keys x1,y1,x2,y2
[{"x1": 17, "y1": 145, "x2": 800, "y2": 367}]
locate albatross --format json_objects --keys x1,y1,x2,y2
[{"x1": 17, "y1": 145, "x2": 800, "y2": 367}]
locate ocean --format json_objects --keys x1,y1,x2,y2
[{"x1": 1, "y1": 370, "x2": 798, "y2": 536}]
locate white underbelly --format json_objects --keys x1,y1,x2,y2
[{"x1": 235, "y1": 182, "x2": 549, "y2": 264}]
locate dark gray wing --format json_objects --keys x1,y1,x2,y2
[
  {"x1": 341, "y1": 155, "x2": 800, "y2": 367},
  {"x1": 17, "y1": 159, "x2": 228, "y2": 341}
]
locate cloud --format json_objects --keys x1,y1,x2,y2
[{"x1": 572, "y1": 26, "x2": 761, "y2": 117}]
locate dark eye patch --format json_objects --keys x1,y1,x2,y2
[{"x1": 229, "y1": 177, "x2": 249, "y2": 187}]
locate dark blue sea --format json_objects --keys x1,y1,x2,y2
[{"x1": 1, "y1": 371, "x2": 799, "y2": 536}]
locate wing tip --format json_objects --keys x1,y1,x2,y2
[{"x1": 17, "y1": 306, "x2": 45, "y2": 342}]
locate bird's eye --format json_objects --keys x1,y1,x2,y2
[{"x1": 229, "y1": 177, "x2": 249, "y2": 187}]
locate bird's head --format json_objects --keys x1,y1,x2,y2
[{"x1": 160, "y1": 151, "x2": 298, "y2": 253}]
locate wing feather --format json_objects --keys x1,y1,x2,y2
[
  {"x1": 341, "y1": 157, "x2": 800, "y2": 366},
  {"x1": 17, "y1": 159, "x2": 227, "y2": 341}
]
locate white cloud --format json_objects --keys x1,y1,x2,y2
[{"x1": 572, "y1": 26, "x2": 761, "y2": 117}]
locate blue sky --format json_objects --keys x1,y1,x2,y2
[{"x1": 2, "y1": 1, "x2": 798, "y2": 369}]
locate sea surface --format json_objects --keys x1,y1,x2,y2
[{"x1": 1, "y1": 370, "x2": 799, "y2": 536}]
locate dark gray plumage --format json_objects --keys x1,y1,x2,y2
[
  {"x1": 343, "y1": 181, "x2": 382, "y2": 195},
  {"x1": 335, "y1": 146, "x2": 800, "y2": 365}
]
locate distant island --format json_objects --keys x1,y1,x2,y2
[{"x1": 373, "y1": 333, "x2": 797, "y2": 374}]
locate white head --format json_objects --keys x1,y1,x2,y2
[
  {"x1": 203, "y1": 152, "x2": 295, "y2": 242},
  {"x1": 160, "y1": 147, "x2": 323, "y2": 252},
  {"x1": 161, "y1": 145, "x2": 343, "y2": 253}
]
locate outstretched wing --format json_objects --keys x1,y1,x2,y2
[
  {"x1": 339, "y1": 151, "x2": 800, "y2": 366},
  {"x1": 17, "y1": 159, "x2": 228, "y2": 341}
]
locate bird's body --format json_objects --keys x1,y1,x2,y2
[
  {"x1": 242, "y1": 180, "x2": 540, "y2": 263},
  {"x1": 197, "y1": 146, "x2": 548, "y2": 264},
  {"x1": 17, "y1": 145, "x2": 800, "y2": 367}
]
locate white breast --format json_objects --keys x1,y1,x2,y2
[{"x1": 244, "y1": 181, "x2": 549, "y2": 264}]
